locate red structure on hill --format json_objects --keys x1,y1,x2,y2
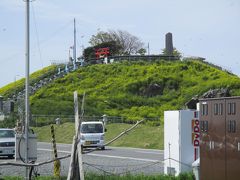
[{"x1": 95, "y1": 48, "x2": 110, "y2": 59}]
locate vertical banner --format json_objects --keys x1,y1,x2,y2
[{"x1": 192, "y1": 111, "x2": 200, "y2": 160}]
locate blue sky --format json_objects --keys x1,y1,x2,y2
[{"x1": 0, "y1": 0, "x2": 239, "y2": 87}]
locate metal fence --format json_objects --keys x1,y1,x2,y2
[{"x1": 30, "y1": 115, "x2": 160, "y2": 127}]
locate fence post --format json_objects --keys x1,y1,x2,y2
[
  {"x1": 67, "y1": 91, "x2": 84, "y2": 180},
  {"x1": 67, "y1": 136, "x2": 77, "y2": 180},
  {"x1": 75, "y1": 91, "x2": 84, "y2": 180}
]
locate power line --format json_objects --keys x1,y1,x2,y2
[
  {"x1": 31, "y1": 2, "x2": 43, "y2": 68},
  {"x1": 39, "y1": 20, "x2": 72, "y2": 45}
]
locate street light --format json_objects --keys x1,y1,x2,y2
[{"x1": 14, "y1": 74, "x2": 21, "y2": 83}]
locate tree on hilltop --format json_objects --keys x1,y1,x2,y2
[
  {"x1": 162, "y1": 47, "x2": 182, "y2": 58},
  {"x1": 89, "y1": 30, "x2": 145, "y2": 55}
]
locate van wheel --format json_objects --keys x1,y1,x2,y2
[{"x1": 101, "y1": 146, "x2": 105, "y2": 150}]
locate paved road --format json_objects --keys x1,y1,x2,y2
[{"x1": 0, "y1": 142, "x2": 164, "y2": 177}]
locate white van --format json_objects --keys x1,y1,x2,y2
[
  {"x1": 0, "y1": 128, "x2": 15, "y2": 158},
  {"x1": 80, "y1": 121, "x2": 105, "y2": 150}
]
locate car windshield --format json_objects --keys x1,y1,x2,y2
[
  {"x1": 0, "y1": 130, "x2": 15, "y2": 138},
  {"x1": 81, "y1": 124, "x2": 103, "y2": 133}
]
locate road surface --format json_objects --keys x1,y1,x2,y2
[{"x1": 0, "y1": 142, "x2": 164, "y2": 177}]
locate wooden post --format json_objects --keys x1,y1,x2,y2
[
  {"x1": 50, "y1": 125, "x2": 61, "y2": 178},
  {"x1": 74, "y1": 91, "x2": 85, "y2": 180},
  {"x1": 76, "y1": 91, "x2": 85, "y2": 180},
  {"x1": 67, "y1": 91, "x2": 84, "y2": 180},
  {"x1": 67, "y1": 136, "x2": 77, "y2": 180},
  {"x1": 74, "y1": 91, "x2": 79, "y2": 135}
]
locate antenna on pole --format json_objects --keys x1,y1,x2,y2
[{"x1": 73, "y1": 18, "x2": 77, "y2": 70}]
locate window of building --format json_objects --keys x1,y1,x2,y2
[
  {"x1": 232, "y1": 103, "x2": 236, "y2": 115},
  {"x1": 214, "y1": 103, "x2": 218, "y2": 115},
  {"x1": 228, "y1": 103, "x2": 232, "y2": 115},
  {"x1": 219, "y1": 103, "x2": 223, "y2": 115},
  {"x1": 228, "y1": 102, "x2": 236, "y2": 115},
  {"x1": 201, "y1": 104, "x2": 208, "y2": 116}
]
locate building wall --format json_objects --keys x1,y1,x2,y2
[{"x1": 200, "y1": 97, "x2": 240, "y2": 180}]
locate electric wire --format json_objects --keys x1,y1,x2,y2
[
  {"x1": 18, "y1": 126, "x2": 26, "y2": 163},
  {"x1": 83, "y1": 160, "x2": 161, "y2": 176},
  {"x1": 31, "y1": 2, "x2": 43, "y2": 68},
  {"x1": 0, "y1": 20, "x2": 72, "y2": 65},
  {"x1": 116, "y1": 161, "x2": 162, "y2": 176},
  {"x1": 39, "y1": 20, "x2": 72, "y2": 45},
  {"x1": 83, "y1": 157, "x2": 191, "y2": 176},
  {"x1": 84, "y1": 162, "x2": 116, "y2": 176},
  {"x1": 83, "y1": 160, "x2": 160, "y2": 168}
]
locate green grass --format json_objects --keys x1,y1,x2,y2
[
  {"x1": 33, "y1": 122, "x2": 163, "y2": 149},
  {"x1": 85, "y1": 172, "x2": 195, "y2": 180},
  {"x1": 0, "y1": 177, "x2": 66, "y2": 180},
  {"x1": 105, "y1": 123, "x2": 163, "y2": 149},
  {"x1": 1, "y1": 172, "x2": 194, "y2": 180}
]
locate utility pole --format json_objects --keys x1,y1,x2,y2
[
  {"x1": 25, "y1": 0, "x2": 30, "y2": 179},
  {"x1": 73, "y1": 18, "x2": 77, "y2": 70}
]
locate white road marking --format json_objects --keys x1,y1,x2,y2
[
  {"x1": 134, "y1": 150, "x2": 163, "y2": 155},
  {"x1": 38, "y1": 148, "x2": 71, "y2": 154},
  {"x1": 38, "y1": 148, "x2": 159, "y2": 162},
  {"x1": 88, "y1": 153, "x2": 159, "y2": 162},
  {"x1": 107, "y1": 146, "x2": 163, "y2": 152},
  {"x1": 38, "y1": 142, "x2": 163, "y2": 153},
  {"x1": 38, "y1": 142, "x2": 70, "y2": 147}
]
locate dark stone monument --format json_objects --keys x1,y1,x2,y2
[
  {"x1": 0, "y1": 96, "x2": 3, "y2": 112},
  {"x1": 165, "y1": 32, "x2": 174, "y2": 56}
]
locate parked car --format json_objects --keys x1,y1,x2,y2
[
  {"x1": 0, "y1": 128, "x2": 15, "y2": 158},
  {"x1": 80, "y1": 121, "x2": 105, "y2": 150}
]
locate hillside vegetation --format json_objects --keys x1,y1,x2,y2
[
  {"x1": 27, "y1": 60, "x2": 240, "y2": 123},
  {"x1": 1, "y1": 59, "x2": 240, "y2": 123},
  {"x1": 0, "y1": 65, "x2": 58, "y2": 98}
]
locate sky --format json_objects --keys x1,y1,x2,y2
[{"x1": 0, "y1": 0, "x2": 240, "y2": 87}]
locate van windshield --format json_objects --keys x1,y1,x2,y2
[
  {"x1": 0, "y1": 130, "x2": 15, "y2": 138},
  {"x1": 81, "y1": 124, "x2": 103, "y2": 133}
]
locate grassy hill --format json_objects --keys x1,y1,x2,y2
[
  {"x1": 2, "y1": 59, "x2": 240, "y2": 149},
  {"x1": 30, "y1": 60, "x2": 240, "y2": 123},
  {"x1": 1, "y1": 59, "x2": 240, "y2": 123}
]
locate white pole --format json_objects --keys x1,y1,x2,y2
[
  {"x1": 73, "y1": 18, "x2": 77, "y2": 70},
  {"x1": 168, "y1": 143, "x2": 171, "y2": 175},
  {"x1": 148, "y1": 42, "x2": 150, "y2": 55},
  {"x1": 25, "y1": 0, "x2": 30, "y2": 179}
]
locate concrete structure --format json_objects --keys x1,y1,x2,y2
[
  {"x1": 15, "y1": 133, "x2": 37, "y2": 161},
  {"x1": 165, "y1": 32, "x2": 174, "y2": 56},
  {"x1": 0, "y1": 114, "x2": 4, "y2": 121},
  {"x1": 164, "y1": 110, "x2": 200, "y2": 176},
  {"x1": 3, "y1": 100, "x2": 14, "y2": 114},
  {"x1": 200, "y1": 97, "x2": 240, "y2": 180}
]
